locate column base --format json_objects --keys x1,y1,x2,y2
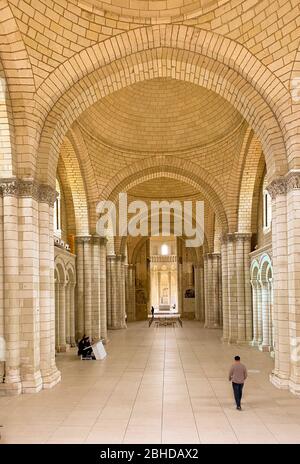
[
  {"x1": 41, "y1": 367, "x2": 61, "y2": 389},
  {"x1": 288, "y1": 379, "x2": 300, "y2": 396},
  {"x1": 21, "y1": 371, "x2": 43, "y2": 394},
  {"x1": 0, "y1": 380, "x2": 22, "y2": 396},
  {"x1": 251, "y1": 340, "x2": 261, "y2": 347},
  {"x1": 259, "y1": 344, "x2": 272, "y2": 352},
  {"x1": 269, "y1": 372, "x2": 290, "y2": 390},
  {"x1": 56, "y1": 344, "x2": 70, "y2": 353},
  {"x1": 236, "y1": 339, "x2": 253, "y2": 346},
  {"x1": 108, "y1": 323, "x2": 127, "y2": 330},
  {"x1": 204, "y1": 323, "x2": 221, "y2": 329}
]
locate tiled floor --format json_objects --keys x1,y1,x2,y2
[{"x1": 1, "y1": 321, "x2": 300, "y2": 444}]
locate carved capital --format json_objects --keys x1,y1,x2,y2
[
  {"x1": 0, "y1": 178, "x2": 57, "y2": 206},
  {"x1": 0, "y1": 178, "x2": 19, "y2": 196},
  {"x1": 286, "y1": 171, "x2": 300, "y2": 192},
  {"x1": 220, "y1": 232, "x2": 251, "y2": 244},
  {"x1": 266, "y1": 178, "x2": 286, "y2": 199},
  {"x1": 75, "y1": 236, "x2": 92, "y2": 244},
  {"x1": 234, "y1": 233, "x2": 252, "y2": 242},
  {"x1": 39, "y1": 184, "x2": 57, "y2": 205}
]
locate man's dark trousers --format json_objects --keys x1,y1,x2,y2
[{"x1": 232, "y1": 382, "x2": 244, "y2": 408}]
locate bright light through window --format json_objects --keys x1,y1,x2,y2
[
  {"x1": 54, "y1": 179, "x2": 61, "y2": 236},
  {"x1": 263, "y1": 189, "x2": 272, "y2": 231},
  {"x1": 161, "y1": 244, "x2": 169, "y2": 255}
]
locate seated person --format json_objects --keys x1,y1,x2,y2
[{"x1": 78, "y1": 335, "x2": 94, "y2": 359}]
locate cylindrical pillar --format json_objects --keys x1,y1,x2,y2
[
  {"x1": 221, "y1": 240, "x2": 229, "y2": 342},
  {"x1": 75, "y1": 238, "x2": 84, "y2": 340},
  {"x1": 69, "y1": 283, "x2": 76, "y2": 346},
  {"x1": 58, "y1": 282, "x2": 66, "y2": 352},
  {"x1": 83, "y1": 238, "x2": 92, "y2": 338},
  {"x1": 2, "y1": 194, "x2": 22, "y2": 393},
  {"x1": 99, "y1": 238, "x2": 107, "y2": 341}
]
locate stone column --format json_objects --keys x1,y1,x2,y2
[
  {"x1": 194, "y1": 264, "x2": 205, "y2": 321},
  {"x1": 65, "y1": 281, "x2": 71, "y2": 345},
  {"x1": 0, "y1": 196, "x2": 4, "y2": 383},
  {"x1": 119, "y1": 255, "x2": 127, "y2": 328},
  {"x1": 107, "y1": 255, "x2": 117, "y2": 328},
  {"x1": 0, "y1": 179, "x2": 60, "y2": 395},
  {"x1": 1, "y1": 189, "x2": 22, "y2": 394},
  {"x1": 221, "y1": 233, "x2": 252, "y2": 344},
  {"x1": 154, "y1": 270, "x2": 158, "y2": 307},
  {"x1": 250, "y1": 279, "x2": 259, "y2": 346},
  {"x1": 158, "y1": 271, "x2": 161, "y2": 306},
  {"x1": 69, "y1": 283, "x2": 76, "y2": 346},
  {"x1": 286, "y1": 173, "x2": 300, "y2": 394},
  {"x1": 269, "y1": 278, "x2": 274, "y2": 351},
  {"x1": 235, "y1": 234, "x2": 253, "y2": 344},
  {"x1": 204, "y1": 253, "x2": 221, "y2": 328},
  {"x1": 168, "y1": 270, "x2": 172, "y2": 306},
  {"x1": 91, "y1": 236, "x2": 101, "y2": 341},
  {"x1": 126, "y1": 264, "x2": 136, "y2": 322},
  {"x1": 39, "y1": 197, "x2": 60, "y2": 389},
  {"x1": 260, "y1": 280, "x2": 271, "y2": 351},
  {"x1": 58, "y1": 282, "x2": 67, "y2": 352},
  {"x1": 76, "y1": 236, "x2": 107, "y2": 342},
  {"x1": 227, "y1": 235, "x2": 238, "y2": 342},
  {"x1": 221, "y1": 240, "x2": 229, "y2": 342},
  {"x1": 257, "y1": 282, "x2": 263, "y2": 345},
  {"x1": 267, "y1": 178, "x2": 290, "y2": 390},
  {"x1": 212, "y1": 254, "x2": 221, "y2": 327},
  {"x1": 55, "y1": 280, "x2": 60, "y2": 351},
  {"x1": 176, "y1": 239, "x2": 183, "y2": 315},
  {"x1": 99, "y1": 238, "x2": 107, "y2": 342},
  {"x1": 83, "y1": 238, "x2": 92, "y2": 338},
  {"x1": 75, "y1": 238, "x2": 84, "y2": 340},
  {"x1": 107, "y1": 254, "x2": 126, "y2": 329}
]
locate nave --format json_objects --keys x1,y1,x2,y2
[{"x1": 1, "y1": 322, "x2": 300, "y2": 444}]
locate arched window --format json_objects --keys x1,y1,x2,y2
[
  {"x1": 54, "y1": 179, "x2": 61, "y2": 236},
  {"x1": 263, "y1": 189, "x2": 272, "y2": 232},
  {"x1": 161, "y1": 244, "x2": 169, "y2": 256}
]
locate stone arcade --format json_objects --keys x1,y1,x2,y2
[{"x1": 0, "y1": 0, "x2": 300, "y2": 445}]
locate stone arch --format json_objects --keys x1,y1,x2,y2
[
  {"x1": 259, "y1": 253, "x2": 273, "y2": 283},
  {"x1": 35, "y1": 25, "x2": 289, "y2": 185},
  {"x1": 66, "y1": 262, "x2": 76, "y2": 284},
  {"x1": 54, "y1": 257, "x2": 67, "y2": 284},
  {"x1": 251, "y1": 259, "x2": 260, "y2": 282},
  {"x1": 100, "y1": 157, "x2": 228, "y2": 232}
]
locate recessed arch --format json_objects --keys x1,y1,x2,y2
[{"x1": 99, "y1": 157, "x2": 228, "y2": 234}]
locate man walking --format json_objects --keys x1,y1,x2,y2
[{"x1": 229, "y1": 356, "x2": 247, "y2": 410}]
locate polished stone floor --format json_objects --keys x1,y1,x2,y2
[{"x1": 1, "y1": 321, "x2": 300, "y2": 444}]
